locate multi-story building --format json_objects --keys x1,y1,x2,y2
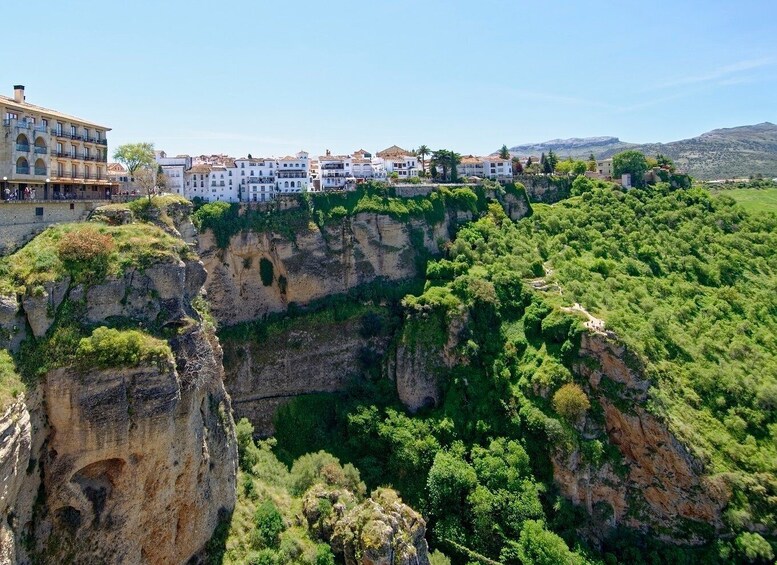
[
  {"x1": 1, "y1": 85, "x2": 111, "y2": 200},
  {"x1": 458, "y1": 155, "x2": 486, "y2": 179},
  {"x1": 319, "y1": 151, "x2": 354, "y2": 191},
  {"x1": 596, "y1": 158, "x2": 613, "y2": 178},
  {"x1": 155, "y1": 151, "x2": 191, "y2": 196},
  {"x1": 457, "y1": 155, "x2": 513, "y2": 181},
  {"x1": 206, "y1": 160, "x2": 239, "y2": 202},
  {"x1": 184, "y1": 164, "x2": 213, "y2": 201},
  {"x1": 483, "y1": 156, "x2": 513, "y2": 181},
  {"x1": 236, "y1": 157, "x2": 276, "y2": 203},
  {"x1": 107, "y1": 163, "x2": 133, "y2": 194},
  {"x1": 376, "y1": 145, "x2": 418, "y2": 179},
  {"x1": 351, "y1": 149, "x2": 386, "y2": 181},
  {"x1": 276, "y1": 151, "x2": 310, "y2": 195}
]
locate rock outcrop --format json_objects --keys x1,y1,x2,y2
[
  {"x1": 0, "y1": 236, "x2": 238, "y2": 563},
  {"x1": 222, "y1": 314, "x2": 389, "y2": 436},
  {"x1": 331, "y1": 488, "x2": 429, "y2": 565},
  {"x1": 34, "y1": 326, "x2": 236, "y2": 564},
  {"x1": 200, "y1": 211, "x2": 467, "y2": 326},
  {"x1": 551, "y1": 333, "x2": 728, "y2": 543}
]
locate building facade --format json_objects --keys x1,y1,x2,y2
[
  {"x1": 319, "y1": 151, "x2": 354, "y2": 191},
  {"x1": 376, "y1": 145, "x2": 418, "y2": 179},
  {"x1": 155, "y1": 151, "x2": 192, "y2": 196},
  {"x1": 1, "y1": 85, "x2": 111, "y2": 200}
]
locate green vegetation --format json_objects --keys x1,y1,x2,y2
[
  {"x1": 74, "y1": 327, "x2": 172, "y2": 370},
  {"x1": 0, "y1": 350, "x2": 24, "y2": 411},
  {"x1": 192, "y1": 181, "x2": 504, "y2": 249},
  {"x1": 213, "y1": 418, "x2": 396, "y2": 565},
  {"x1": 265, "y1": 182, "x2": 777, "y2": 563},
  {"x1": 709, "y1": 179, "x2": 777, "y2": 214},
  {"x1": 0, "y1": 222, "x2": 191, "y2": 295}
]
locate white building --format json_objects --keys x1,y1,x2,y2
[
  {"x1": 276, "y1": 151, "x2": 310, "y2": 195},
  {"x1": 483, "y1": 156, "x2": 513, "y2": 181},
  {"x1": 185, "y1": 164, "x2": 212, "y2": 201},
  {"x1": 457, "y1": 155, "x2": 513, "y2": 181},
  {"x1": 458, "y1": 155, "x2": 485, "y2": 179},
  {"x1": 155, "y1": 150, "x2": 191, "y2": 196},
  {"x1": 376, "y1": 145, "x2": 418, "y2": 179},
  {"x1": 351, "y1": 149, "x2": 386, "y2": 181},
  {"x1": 236, "y1": 157, "x2": 276, "y2": 203},
  {"x1": 319, "y1": 151, "x2": 354, "y2": 191}
]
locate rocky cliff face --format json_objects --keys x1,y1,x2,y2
[
  {"x1": 200, "y1": 211, "x2": 467, "y2": 326},
  {"x1": 222, "y1": 315, "x2": 389, "y2": 436},
  {"x1": 551, "y1": 333, "x2": 728, "y2": 543},
  {"x1": 34, "y1": 326, "x2": 235, "y2": 564},
  {"x1": 0, "y1": 252, "x2": 237, "y2": 563}
]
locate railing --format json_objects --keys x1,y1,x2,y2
[
  {"x1": 34, "y1": 168, "x2": 47, "y2": 176},
  {"x1": 16, "y1": 166, "x2": 30, "y2": 174},
  {"x1": 321, "y1": 164, "x2": 345, "y2": 170},
  {"x1": 34, "y1": 146, "x2": 47, "y2": 154},
  {"x1": 34, "y1": 124, "x2": 47, "y2": 132},
  {"x1": 2, "y1": 119, "x2": 9, "y2": 126},
  {"x1": 16, "y1": 144, "x2": 30, "y2": 152}
]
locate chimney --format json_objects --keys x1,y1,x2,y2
[{"x1": 13, "y1": 85, "x2": 25, "y2": 103}]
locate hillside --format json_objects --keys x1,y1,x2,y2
[{"x1": 508, "y1": 122, "x2": 777, "y2": 180}]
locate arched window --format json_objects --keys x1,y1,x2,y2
[
  {"x1": 15, "y1": 134, "x2": 29, "y2": 152},
  {"x1": 284, "y1": 181, "x2": 289, "y2": 188},
  {"x1": 34, "y1": 158, "x2": 46, "y2": 176},
  {"x1": 16, "y1": 156, "x2": 29, "y2": 174}
]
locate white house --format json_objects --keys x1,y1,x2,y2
[
  {"x1": 184, "y1": 164, "x2": 212, "y2": 201},
  {"x1": 276, "y1": 151, "x2": 310, "y2": 195},
  {"x1": 236, "y1": 157, "x2": 276, "y2": 202},
  {"x1": 458, "y1": 155, "x2": 485, "y2": 178},
  {"x1": 319, "y1": 151, "x2": 354, "y2": 191},
  {"x1": 351, "y1": 149, "x2": 386, "y2": 181},
  {"x1": 483, "y1": 156, "x2": 513, "y2": 181},
  {"x1": 376, "y1": 145, "x2": 418, "y2": 179},
  {"x1": 155, "y1": 151, "x2": 191, "y2": 196}
]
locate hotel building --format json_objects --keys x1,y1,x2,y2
[{"x1": 0, "y1": 85, "x2": 111, "y2": 200}]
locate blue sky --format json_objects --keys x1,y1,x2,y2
[{"x1": 4, "y1": 0, "x2": 776, "y2": 157}]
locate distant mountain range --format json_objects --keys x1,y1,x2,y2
[{"x1": 506, "y1": 122, "x2": 777, "y2": 180}]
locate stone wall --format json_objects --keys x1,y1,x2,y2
[{"x1": 0, "y1": 201, "x2": 102, "y2": 255}]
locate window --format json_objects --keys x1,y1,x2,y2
[
  {"x1": 6, "y1": 112, "x2": 18, "y2": 120},
  {"x1": 70, "y1": 125, "x2": 76, "y2": 136}
]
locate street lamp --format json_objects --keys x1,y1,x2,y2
[{"x1": 46, "y1": 178, "x2": 50, "y2": 201}]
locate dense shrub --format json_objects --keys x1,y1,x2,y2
[
  {"x1": 57, "y1": 227, "x2": 114, "y2": 283},
  {"x1": 252, "y1": 501, "x2": 284, "y2": 549},
  {"x1": 75, "y1": 327, "x2": 171, "y2": 369},
  {"x1": 552, "y1": 384, "x2": 591, "y2": 421}
]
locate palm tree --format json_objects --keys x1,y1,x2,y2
[
  {"x1": 417, "y1": 145, "x2": 430, "y2": 175},
  {"x1": 431, "y1": 150, "x2": 461, "y2": 182}
]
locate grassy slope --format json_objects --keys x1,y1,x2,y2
[{"x1": 711, "y1": 187, "x2": 777, "y2": 214}]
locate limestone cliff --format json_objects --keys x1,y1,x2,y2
[
  {"x1": 200, "y1": 210, "x2": 467, "y2": 326},
  {"x1": 552, "y1": 333, "x2": 728, "y2": 543},
  {"x1": 34, "y1": 325, "x2": 236, "y2": 564},
  {"x1": 222, "y1": 314, "x2": 389, "y2": 436},
  {"x1": 0, "y1": 233, "x2": 237, "y2": 563}
]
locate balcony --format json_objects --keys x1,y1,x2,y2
[
  {"x1": 34, "y1": 146, "x2": 47, "y2": 154},
  {"x1": 321, "y1": 163, "x2": 345, "y2": 170},
  {"x1": 16, "y1": 166, "x2": 30, "y2": 174},
  {"x1": 34, "y1": 168, "x2": 47, "y2": 176},
  {"x1": 34, "y1": 123, "x2": 47, "y2": 133},
  {"x1": 16, "y1": 144, "x2": 30, "y2": 152}
]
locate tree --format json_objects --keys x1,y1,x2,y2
[
  {"x1": 134, "y1": 167, "x2": 158, "y2": 201},
  {"x1": 113, "y1": 142, "x2": 155, "y2": 177},
  {"x1": 499, "y1": 145, "x2": 510, "y2": 160},
  {"x1": 512, "y1": 157, "x2": 523, "y2": 175},
  {"x1": 547, "y1": 149, "x2": 559, "y2": 173},
  {"x1": 431, "y1": 150, "x2": 461, "y2": 182},
  {"x1": 587, "y1": 154, "x2": 597, "y2": 172},
  {"x1": 553, "y1": 383, "x2": 591, "y2": 421},
  {"x1": 516, "y1": 520, "x2": 585, "y2": 565},
  {"x1": 613, "y1": 150, "x2": 649, "y2": 187},
  {"x1": 417, "y1": 145, "x2": 430, "y2": 174}
]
